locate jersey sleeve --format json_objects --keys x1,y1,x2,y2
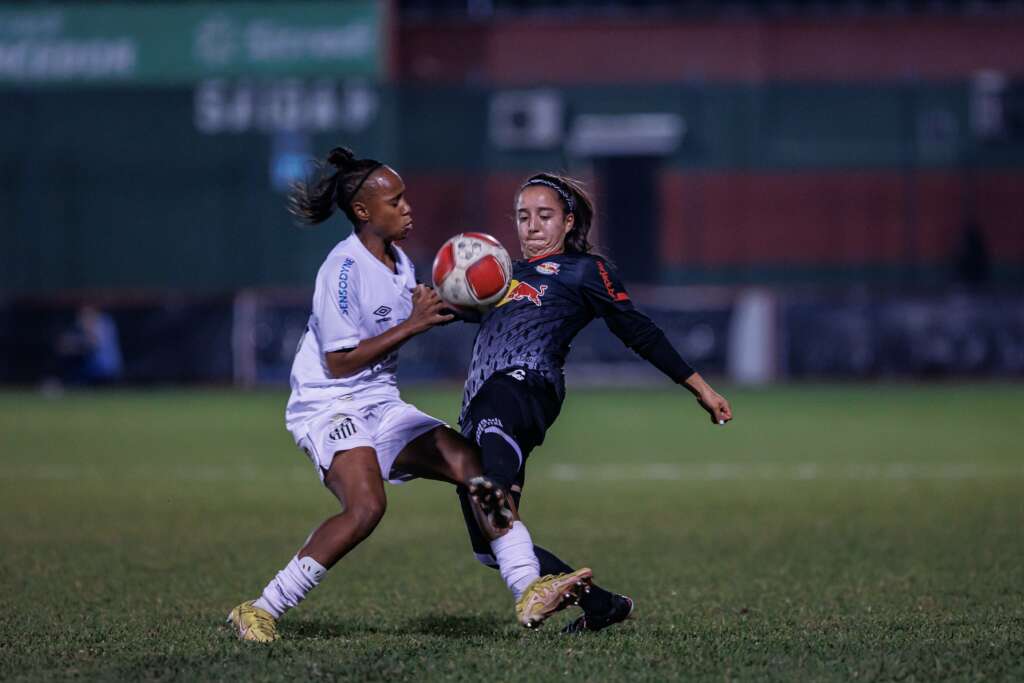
[
  {"x1": 580, "y1": 256, "x2": 635, "y2": 318},
  {"x1": 582, "y1": 257, "x2": 695, "y2": 384},
  {"x1": 316, "y1": 257, "x2": 363, "y2": 353}
]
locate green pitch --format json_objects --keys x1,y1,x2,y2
[{"x1": 1, "y1": 385, "x2": 1022, "y2": 681}]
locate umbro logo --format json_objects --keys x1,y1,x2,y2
[{"x1": 374, "y1": 305, "x2": 393, "y2": 323}]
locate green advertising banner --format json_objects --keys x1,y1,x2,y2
[{"x1": 0, "y1": 1, "x2": 383, "y2": 85}]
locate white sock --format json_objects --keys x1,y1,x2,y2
[
  {"x1": 489, "y1": 521, "x2": 540, "y2": 600},
  {"x1": 251, "y1": 555, "x2": 327, "y2": 619}
]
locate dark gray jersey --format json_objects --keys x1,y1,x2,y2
[{"x1": 460, "y1": 252, "x2": 693, "y2": 426}]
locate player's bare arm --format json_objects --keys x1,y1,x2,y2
[
  {"x1": 683, "y1": 371, "x2": 733, "y2": 425},
  {"x1": 326, "y1": 285, "x2": 452, "y2": 378}
]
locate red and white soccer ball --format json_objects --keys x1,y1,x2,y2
[{"x1": 432, "y1": 232, "x2": 513, "y2": 311}]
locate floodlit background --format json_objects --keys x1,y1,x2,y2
[{"x1": 1, "y1": 2, "x2": 1022, "y2": 680}]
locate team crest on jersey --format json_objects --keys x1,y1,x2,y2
[
  {"x1": 535, "y1": 261, "x2": 560, "y2": 276},
  {"x1": 497, "y1": 279, "x2": 547, "y2": 308},
  {"x1": 327, "y1": 414, "x2": 357, "y2": 442}
]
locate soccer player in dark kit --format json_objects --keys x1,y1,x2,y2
[{"x1": 459, "y1": 173, "x2": 734, "y2": 633}]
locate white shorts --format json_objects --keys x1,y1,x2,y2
[{"x1": 292, "y1": 396, "x2": 445, "y2": 485}]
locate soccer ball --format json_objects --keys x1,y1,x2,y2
[{"x1": 432, "y1": 232, "x2": 513, "y2": 311}]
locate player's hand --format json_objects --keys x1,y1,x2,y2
[
  {"x1": 442, "y1": 304, "x2": 482, "y2": 324},
  {"x1": 406, "y1": 285, "x2": 454, "y2": 333},
  {"x1": 696, "y1": 388, "x2": 733, "y2": 426},
  {"x1": 683, "y1": 372, "x2": 733, "y2": 426}
]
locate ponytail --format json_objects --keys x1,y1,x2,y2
[{"x1": 288, "y1": 146, "x2": 382, "y2": 227}]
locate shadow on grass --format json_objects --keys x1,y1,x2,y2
[
  {"x1": 285, "y1": 619, "x2": 388, "y2": 640},
  {"x1": 283, "y1": 614, "x2": 504, "y2": 640},
  {"x1": 402, "y1": 613, "x2": 504, "y2": 638}
]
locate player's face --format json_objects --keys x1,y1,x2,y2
[
  {"x1": 356, "y1": 167, "x2": 413, "y2": 242},
  {"x1": 515, "y1": 186, "x2": 575, "y2": 260}
]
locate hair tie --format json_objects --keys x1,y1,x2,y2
[{"x1": 523, "y1": 178, "x2": 576, "y2": 214}]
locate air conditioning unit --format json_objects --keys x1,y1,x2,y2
[{"x1": 489, "y1": 89, "x2": 563, "y2": 150}]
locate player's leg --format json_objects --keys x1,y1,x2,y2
[
  {"x1": 461, "y1": 372, "x2": 630, "y2": 630},
  {"x1": 459, "y1": 372, "x2": 596, "y2": 627},
  {"x1": 230, "y1": 447, "x2": 387, "y2": 643},
  {"x1": 297, "y1": 446, "x2": 388, "y2": 568},
  {"x1": 456, "y1": 481, "x2": 630, "y2": 632},
  {"x1": 389, "y1": 422, "x2": 515, "y2": 536},
  {"x1": 374, "y1": 401, "x2": 554, "y2": 623},
  {"x1": 390, "y1": 423, "x2": 482, "y2": 485},
  {"x1": 228, "y1": 409, "x2": 385, "y2": 642}
]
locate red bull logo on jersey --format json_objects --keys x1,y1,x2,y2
[{"x1": 497, "y1": 279, "x2": 548, "y2": 307}]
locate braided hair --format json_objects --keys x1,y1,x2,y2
[
  {"x1": 288, "y1": 147, "x2": 382, "y2": 228},
  {"x1": 518, "y1": 173, "x2": 596, "y2": 254}
]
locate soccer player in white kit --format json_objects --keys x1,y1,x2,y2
[{"x1": 227, "y1": 147, "x2": 589, "y2": 642}]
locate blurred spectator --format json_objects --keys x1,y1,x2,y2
[{"x1": 55, "y1": 306, "x2": 124, "y2": 387}]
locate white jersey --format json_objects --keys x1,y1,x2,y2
[{"x1": 286, "y1": 233, "x2": 417, "y2": 433}]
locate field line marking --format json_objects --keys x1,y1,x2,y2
[
  {"x1": 1, "y1": 462, "x2": 1022, "y2": 483},
  {"x1": 543, "y1": 462, "x2": 1024, "y2": 482}
]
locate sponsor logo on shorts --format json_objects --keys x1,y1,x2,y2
[
  {"x1": 327, "y1": 415, "x2": 357, "y2": 442},
  {"x1": 475, "y1": 417, "x2": 503, "y2": 445},
  {"x1": 535, "y1": 261, "x2": 560, "y2": 276}
]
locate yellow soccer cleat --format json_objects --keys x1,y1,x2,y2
[
  {"x1": 226, "y1": 601, "x2": 279, "y2": 643},
  {"x1": 515, "y1": 567, "x2": 594, "y2": 629}
]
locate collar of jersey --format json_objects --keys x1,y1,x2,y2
[
  {"x1": 527, "y1": 250, "x2": 563, "y2": 263},
  {"x1": 350, "y1": 233, "x2": 405, "y2": 278}
]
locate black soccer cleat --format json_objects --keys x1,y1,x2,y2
[
  {"x1": 562, "y1": 594, "x2": 634, "y2": 634},
  {"x1": 467, "y1": 476, "x2": 513, "y2": 529}
]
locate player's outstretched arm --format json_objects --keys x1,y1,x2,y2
[
  {"x1": 682, "y1": 371, "x2": 733, "y2": 425},
  {"x1": 326, "y1": 285, "x2": 453, "y2": 378}
]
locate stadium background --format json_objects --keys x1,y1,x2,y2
[
  {"x1": 1, "y1": 2, "x2": 1022, "y2": 680},
  {"x1": 3, "y1": 0, "x2": 1023, "y2": 386}
]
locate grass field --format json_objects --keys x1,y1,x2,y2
[{"x1": 1, "y1": 384, "x2": 1022, "y2": 681}]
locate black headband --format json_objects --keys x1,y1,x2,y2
[
  {"x1": 341, "y1": 162, "x2": 383, "y2": 206},
  {"x1": 523, "y1": 178, "x2": 575, "y2": 214}
]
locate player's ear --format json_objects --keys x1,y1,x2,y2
[
  {"x1": 351, "y1": 200, "x2": 370, "y2": 222},
  {"x1": 564, "y1": 212, "x2": 575, "y2": 233}
]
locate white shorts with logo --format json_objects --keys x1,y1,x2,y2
[{"x1": 291, "y1": 396, "x2": 445, "y2": 485}]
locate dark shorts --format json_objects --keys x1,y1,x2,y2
[{"x1": 460, "y1": 367, "x2": 563, "y2": 484}]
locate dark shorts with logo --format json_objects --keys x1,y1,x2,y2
[
  {"x1": 460, "y1": 367, "x2": 562, "y2": 480},
  {"x1": 458, "y1": 367, "x2": 562, "y2": 555}
]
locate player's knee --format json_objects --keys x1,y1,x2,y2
[{"x1": 350, "y1": 497, "x2": 386, "y2": 538}]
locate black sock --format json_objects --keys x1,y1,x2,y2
[{"x1": 534, "y1": 544, "x2": 614, "y2": 615}]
